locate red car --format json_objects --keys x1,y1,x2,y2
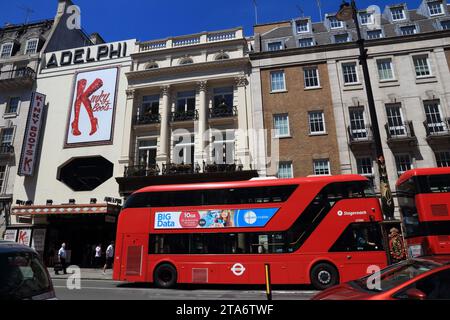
[{"x1": 312, "y1": 255, "x2": 450, "y2": 300}]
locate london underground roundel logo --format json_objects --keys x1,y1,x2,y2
[
  {"x1": 231, "y1": 263, "x2": 246, "y2": 276},
  {"x1": 337, "y1": 210, "x2": 344, "y2": 217},
  {"x1": 244, "y1": 211, "x2": 257, "y2": 225}
]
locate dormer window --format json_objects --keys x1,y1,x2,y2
[
  {"x1": 0, "y1": 42, "x2": 13, "y2": 58},
  {"x1": 296, "y1": 20, "x2": 309, "y2": 33},
  {"x1": 146, "y1": 62, "x2": 159, "y2": 69},
  {"x1": 329, "y1": 16, "x2": 344, "y2": 29},
  {"x1": 360, "y1": 12, "x2": 374, "y2": 25},
  {"x1": 335, "y1": 33, "x2": 350, "y2": 43},
  {"x1": 428, "y1": 1, "x2": 444, "y2": 16},
  {"x1": 391, "y1": 7, "x2": 406, "y2": 21},
  {"x1": 179, "y1": 57, "x2": 193, "y2": 65},
  {"x1": 25, "y1": 39, "x2": 39, "y2": 55},
  {"x1": 400, "y1": 25, "x2": 417, "y2": 35},
  {"x1": 441, "y1": 20, "x2": 450, "y2": 30},
  {"x1": 215, "y1": 53, "x2": 230, "y2": 60},
  {"x1": 367, "y1": 29, "x2": 383, "y2": 39},
  {"x1": 299, "y1": 38, "x2": 315, "y2": 47},
  {"x1": 267, "y1": 41, "x2": 283, "y2": 51}
]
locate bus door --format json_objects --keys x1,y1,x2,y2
[{"x1": 120, "y1": 234, "x2": 148, "y2": 282}]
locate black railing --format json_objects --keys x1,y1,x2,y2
[
  {"x1": 0, "y1": 67, "x2": 35, "y2": 81},
  {"x1": 347, "y1": 125, "x2": 373, "y2": 143},
  {"x1": 203, "y1": 161, "x2": 243, "y2": 173},
  {"x1": 423, "y1": 118, "x2": 450, "y2": 137},
  {"x1": 209, "y1": 106, "x2": 238, "y2": 119},
  {"x1": 124, "y1": 164, "x2": 160, "y2": 177},
  {"x1": 134, "y1": 113, "x2": 161, "y2": 125},
  {"x1": 0, "y1": 144, "x2": 14, "y2": 155},
  {"x1": 162, "y1": 162, "x2": 201, "y2": 175},
  {"x1": 385, "y1": 121, "x2": 416, "y2": 140},
  {"x1": 170, "y1": 110, "x2": 199, "y2": 122}
]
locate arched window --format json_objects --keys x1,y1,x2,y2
[
  {"x1": 215, "y1": 53, "x2": 230, "y2": 60},
  {"x1": 146, "y1": 62, "x2": 159, "y2": 69},
  {"x1": 179, "y1": 57, "x2": 193, "y2": 65}
]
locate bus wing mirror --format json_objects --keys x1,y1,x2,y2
[{"x1": 405, "y1": 288, "x2": 426, "y2": 300}]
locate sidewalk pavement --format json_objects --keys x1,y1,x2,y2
[{"x1": 48, "y1": 268, "x2": 113, "y2": 280}]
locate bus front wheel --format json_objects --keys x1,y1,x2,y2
[
  {"x1": 310, "y1": 263, "x2": 339, "y2": 290},
  {"x1": 154, "y1": 264, "x2": 177, "y2": 288}
]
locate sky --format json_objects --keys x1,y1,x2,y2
[{"x1": 0, "y1": 0, "x2": 424, "y2": 42}]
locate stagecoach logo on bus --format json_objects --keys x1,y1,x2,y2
[
  {"x1": 337, "y1": 210, "x2": 368, "y2": 217},
  {"x1": 154, "y1": 208, "x2": 279, "y2": 229},
  {"x1": 65, "y1": 67, "x2": 119, "y2": 147}
]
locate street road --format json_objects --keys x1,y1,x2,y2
[{"x1": 53, "y1": 279, "x2": 318, "y2": 300}]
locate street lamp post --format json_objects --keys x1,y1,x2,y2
[{"x1": 336, "y1": 0, "x2": 395, "y2": 220}]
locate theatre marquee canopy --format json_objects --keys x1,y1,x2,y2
[{"x1": 11, "y1": 203, "x2": 121, "y2": 216}]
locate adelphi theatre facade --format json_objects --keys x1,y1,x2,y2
[{"x1": 7, "y1": 39, "x2": 135, "y2": 266}]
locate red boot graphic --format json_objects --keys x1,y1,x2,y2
[{"x1": 72, "y1": 78, "x2": 103, "y2": 136}]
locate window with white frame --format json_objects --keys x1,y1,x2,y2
[
  {"x1": 270, "y1": 71, "x2": 286, "y2": 92},
  {"x1": 303, "y1": 67, "x2": 320, "y2": 88},
  {"x1": 356, "y1": 157, "x2": 373, "y2": 176},
  {"x1": 424, "y1": 101, "x2": 446, "y2": 133},
  {"x1": 435, "y1": 151, "x2": 450, "y2": 167},
  {"x1": 296, "y1": 20, "x2": 309, "y2": 33},
  {"x1": 342, "y1": 63, "x2": 359, "y2": 84},
  {"x1": 299, "y1": 38, "x2": 315, "y2": 47},
  {"x1": 173, "y1": 134, "x2": 195, "y2": 165},
  {"x1": 391, "y1": 7, "x2": 406, "y2": 21},
  {"x1": 211, "y1": 130, "x2": 235, "y2": 164},
  {"x1": 0, "y1": 165, "x2": 6, "y2": 193},
  {"x1": 0, "y1": 43, "x2": 13, "y2": 58},
  {"x1": 25, "y1": 39, "x2": 39, "y2": 55},
  {"x1": 0, "y1": 128, "x2": 13, "y2": 146},
  {"x1": 329, "y1": 16, "x2": 343, "y2": 29},
  {"x1": 428, "y1": 1, "x2": 444, "y2": 16},
  {"x1": 360, "y1": 12, "x2": 374, "y2": 25},
  {"x1": 273, "y1": 114, "x2": 290, "y2": 137},
  {"x1": 278, "y1": 161, "x2": 293, "y2": 179},
  {"x1": 6, "y1": 97, "x2": 19, "y2": 114},
  {"x1": 395, "y1": 154, "x2": 412, "y2": 176},
  {"x1": 313, "y1": 159, "x2": 331, "y2": 175},
  {"x1": 386, "y1": 104, "x2": 406, "y2": 136},
  {"x1": 349, "y1": 107, "x2": 368, "y2": 139},
  {"x1": 413, "y1": 55, "x2": 431, "y2": 77},
  {"x1": 334, "y1": 33, "x2": 349, "y2": 43},
  {"x1": 367, "y1": 29, "x2": 383, "y2": 39},
  {"x1": 309, "y1": 111, "x2": 326, "y2": 134},
  {"x1": 136, "y1": 139, "x2": 157, "y2": 167},
  {"x1": 441, "y1": 20, "x2": 450, "y2": 30},
  {"x1": 377, "y1": 59, "x2": 395, "y2": 81},
  {"x1": 400, "y1": 25, "x2": 417, "y2": 35},
  {"x1": 267, "y1": 41, "x2": 283, "y2": 51}
]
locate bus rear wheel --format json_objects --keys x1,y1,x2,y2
[
  {"x1": 154, "y1": 264, "x2": 177, "y2": 288},
  {"x1": 310, "y1": 263, "x2": 339, "y2": 290}
]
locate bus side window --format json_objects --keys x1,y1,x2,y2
[{"x1": 330, "y1": 223, "x2": 384, "y2": 252}]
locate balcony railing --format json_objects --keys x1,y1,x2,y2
[
  {"x1": 0, "y1": 144, "x2": 14, "y2": 155},
  {"x1": 423, "y1": 118, "x2": 450, "y2": 137},
  {"x1": 171, "y1": 110, "x2": 199, "y2": 122},
  {"x1": 348, "y1": 125, "x2": 373, "y2": 144},
  {"x1": 138, "y1": 28, "x2": 243, "y2": 52},
  {"x1": 203, "y1": 161, "x2": 243, "y2": 173},
  {"x1": 124, "y1": 164, "x2": 160, "y2": 177},
  {"x1": 162, "y1": 163, "x2": 201, "y2": 175},
  {"x1": 209, "y1": 106, "x2": 238, "y2": 119},
  {"x1": 385, "y1": 121, "x2": 416, "y2": 140},
  {"x1": 0, "y1": 67, "x2": 35, "y2": 81},
  {"x1": 133, "y1": 113, "x2": 161, "y2": 125}
]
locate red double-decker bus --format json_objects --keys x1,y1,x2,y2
[
  {"x1": 396, "y1": 167, "x2": 450, "y2": 257},
  {"x1": 113, "y1": 175, "x2": 388, "y2": 290}
]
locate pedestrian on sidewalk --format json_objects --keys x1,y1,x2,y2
[
  {"x1": 56, "y1": 243, "x2": 67, "y2": 275},
  {"x1": 103, "y1": 241, "x2": 114, "y2": 274},
  {"x1": 95, "y1": 244, "x2": 102, "y2": 268}
]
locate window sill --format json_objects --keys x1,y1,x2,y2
[
  {"x1": 343, "y1": 83, "x2": 364, "y2": 91},
  {"x1": 415, "y1": 76, "x2": 437, "y2": 84},
  {"x1": 3, "y1": 113, "x2": 18, "y2": 119},
  {"x1": 309, "y1": 132, "x2": 328, "y2": 137},
  {"x1": 274, "y1": 135, "x2": 292, "y2": 139},
  {"x1": 304, "y1": 86, "x2": 322, "y2": 91},
  {"x1": 379, "y1": 80, "x2": 400, "y2": 88},
  {"x1": 270, "y1": 90, "x2": 288, "y2": 94}
]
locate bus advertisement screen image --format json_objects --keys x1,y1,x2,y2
[{"x1": 154, "y1": 208, "x2": 279, "y2": 229}]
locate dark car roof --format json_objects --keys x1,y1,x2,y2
[
  {"x1": 0, "y1": 241, "x2": 37, "y2": 254},
  {"x1": 415, "y1": 255, "x2": 450, "y2": 266}
]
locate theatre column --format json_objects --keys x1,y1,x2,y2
[
  {"x1": 157, "y1": 86, "x2": 171, "y2": 167},
  {"x1": 119, "y1": 89, "x2": 135, "y2": 168},
  {"x1": 196, "y1": 81, "x2": 208, "y2": 169},
  {"x1": 235, "y1": 76, "x2": 251, "y2": 170}
]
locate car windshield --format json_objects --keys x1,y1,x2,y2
[
  {"x1": 353, "y1": 260, "x2": 440, "y2": 293},
  {"x1": 0, "y1": 251, "x2": 52, "y2": 300}
]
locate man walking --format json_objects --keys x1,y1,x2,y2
[
  {"x1": 103, "y1": 241, "x2": 114, "y2": 274},
  {"x1": 56, "y1": 243, "x2": 67, "y2": 275}
]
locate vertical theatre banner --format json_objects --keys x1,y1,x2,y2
[
  {"x1": 65, "y1": 67, "x2": 119, "y2": 147},
  {"x1": 18, "y1": 92, "x2": 46, "y2": 176}
]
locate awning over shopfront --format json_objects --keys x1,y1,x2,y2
[{"x1": 11, "y1": 203, "x2": 121, "y2": 216}]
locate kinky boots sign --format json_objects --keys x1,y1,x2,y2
[{"x1": 45, "y1": 42, "x2": 128, "y2": 68}]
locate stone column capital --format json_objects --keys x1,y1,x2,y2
[
  {"x1": 160, "y1": 85, "x2": 171, "y2": 96},
  {"x1": 235, "y1": 76, "x2": 248, "y2": 87},
  {"x1": 197, "y1": 80, "x2": 208, "y2": 92},
  {"x1": 126, "y1": 89, "x2": 135, "y2": 100}
]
